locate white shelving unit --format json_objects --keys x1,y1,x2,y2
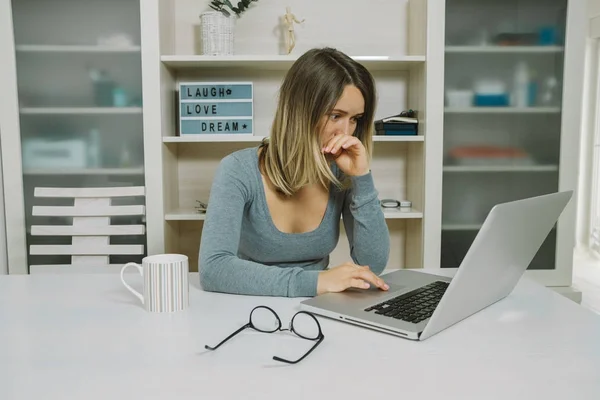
[
  {"x1": 139, "y1": 0, "x2": 444, "y2": 272},
  {"x1": 0, "y1": 0, "x2": 586, "y2": 288}
]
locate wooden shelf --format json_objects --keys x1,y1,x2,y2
[
  {"x1": 163, "y1": 135, "x2": 424, "y2": 143},
  {"x1": 23, "y1": 167, "x2": 144, "y2": 176},
  {"x1": 443, "y1": 165, "x2": 559, "y2": 173},
  {"x1": 445, "y1": 45, "x2": 564, "y2": 53},
  {"x1": 442, "y1": 223, "x2": 559, "y2": 231},
  {"x1": 163, "y1": 135, "x2": 265, "y2": 143},
  {"x1": 165, "y1": 207, "x2": 423, "y2": 221},
  {"x1": 20, "y1": 107, "x2": 143, "y2": 115},
  {"x1": 445, "y1": 107, "x2": 561, "y2": 114},
  {"x1": 382, "y1": 208, "x2": 423, "y2": 219},
  {"x1": 15, "y1": 44, "x2": 141, "y2": 53},
  {"x1": 373, "y1": 136, "x2": 424, "y2": 142},
  {"x1": 165, "y1": 209, "x2": 207, "y2": 221},
  {"x1": 160, "y1": 54, "x2": 426, "y2": 71}
]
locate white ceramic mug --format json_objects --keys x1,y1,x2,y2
[{"x1": 120, "y1": 254, "x2": 189, "y2": 313}]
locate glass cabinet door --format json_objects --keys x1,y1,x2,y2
[
  {"x1": 10, "y1": 0, "x2": 146, "y2": 269},
  {"x1": 442, "y1": 0, "x2": 567, "y2": 270}
]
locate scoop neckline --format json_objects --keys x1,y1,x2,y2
[{"x1": 252, "y1": 148, "x2": 334, "y2": 237}]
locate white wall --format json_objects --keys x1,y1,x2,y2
[
  {"x1": 576, "y1": 0, "x2": 600, "y2": 250},
  {"x1": 0, "y1": 129, "x2": 7, "y2": 275},
  {"x1": 172, "y1": 0, "x2": 412, "y2": 57}
]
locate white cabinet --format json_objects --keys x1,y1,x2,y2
[
  {"x1": 441, "y1": 0, "x2": 586, "y2": 285},
  {"x1": 0, "y1": 0, "x2": 147, "y2": 273}
]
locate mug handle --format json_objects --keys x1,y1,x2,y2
[{"x1": 120, "y1": 262, "x2": 144, "y2": 304}]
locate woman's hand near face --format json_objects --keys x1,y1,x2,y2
[
  {"x1": 322, "y1": 133, "x2": 369, "y2": 176},
  {"x1": 317, "y1": 262, "x2": 389, "y2": 295}
]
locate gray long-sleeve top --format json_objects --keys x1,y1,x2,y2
[{"x1": 198, "y1": 147, "x2": 390, "y2": 297}]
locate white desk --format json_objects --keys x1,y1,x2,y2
[{"x1": 1, "y1": 270, "x2": 599, "y2": 400}]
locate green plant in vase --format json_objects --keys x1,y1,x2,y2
[{"x1": 209, "y1": 0, "x2": 259, "y2": 18}]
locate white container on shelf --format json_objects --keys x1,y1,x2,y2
[
  {"x1": 446, "y1": 90, "x2": 473, "y2": 107},
  {"x1": 199, "y1": 11, "x2": 235, "y2": 56},
  {"x1": 22, "y1": 138, "x2": 87, "y2": 169},
  {"x1": 474, "y1": 79, "x2": 506, "y2": 95},
  {"x1": 513, "y1": 61, "x2": 530, "y2": 108}
]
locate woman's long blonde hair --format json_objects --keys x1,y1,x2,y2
[{"x1": 259, "y1": 47, "x2": 377, "y2": 196}]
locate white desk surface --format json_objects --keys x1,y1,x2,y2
[{"x1": 1, "y1": 270, "x2": 600, "y2": 400}]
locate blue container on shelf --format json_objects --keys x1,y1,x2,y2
[
  {"x1": 539, "y1": 26, "x2": 559, "y2": 46},
  {"x1": 376, "y1": 129, "x2": 418, "y2": 136},
  {"x1": 376, "y1": 124, "x2": 418, "y2": 135},
  {"x1": 473, "y1": 93, "x2": 509, "y2": 107}
]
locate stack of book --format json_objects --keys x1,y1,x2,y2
[{"x1": 374, "y1": 113, "x2": 418, "y2": 136}]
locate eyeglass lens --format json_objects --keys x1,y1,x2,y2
[
  {"x1": 250, "y1": 306, "x2": 321, "y2": 340},
  {"x1": 291, "y1": 312, "x2": 321, "y2": 340}
]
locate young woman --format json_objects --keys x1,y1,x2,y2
[{"x1": 199, "y1": 47, "x2": 390, "y2": 297}]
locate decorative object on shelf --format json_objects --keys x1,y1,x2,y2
[
  {"x1": 200, "y1": 11, "x2": 235, "y2": 55},
  {"x1": 89, "y1": 69, "x2": 115, "y2": 106},
  {"x1": 540, "y1": 76, "x2": 560, "y2": 106},
  {"x1": 448, "y1": 146, "x2": 535, "y2": 166},
  {"x1": 494, "y1": 32, "x2": 538, "y2": 46},
  {"x1": 22, "y1": 137, "x2": 88, "y2": 169},
  {"x1": 381, "y1": 199, "x2": 412, "y2": 209},
  {"x1": 195, "y1": 200, "x2": 208, "y2": 214},
  {"x1": 89, "y1": 70, "x2": 136, "y2": 108},
  {"x1": 119, "y1": 147, "x2": 133, "y2": 167},
  {"x1": 446, "y1": 89, "x2": 473, "y2": 108},
  {"x1": 513, "y1": 61, "x2": 530, "y2": 108},
  {"x1": 538, "y1": 26, "x2": 559, "y2": 46},
  {"x1": 283, "y1": 6, "x2": 304, "y2": 54},
  {"x1": 87, "y1": 129, "x2": 101, "y2": 167},
  {"x1": 374, "y1": 110, "x2": 418, "y2": 135},
  {"x1": 472, "y1": 79, "x2": 509, "y2": 107},
  {"x1": 209, "y1": 0, "x2": 258, "y2": 18},
  {"x1": 484, "y1": 24, "x2": 560, "y2": 47},
  {"x1": 201, "y1": 0, "x2": 259, "y2": 56},
  {"x1": 112, "y1": 86, "x2": 129, "y2": 107},
  {"x1": 96, "y1": 33, "x2": 134, "y2": 47},
  {"x1": 179, "y1": 81, "x2": 253, "y2": 135}
]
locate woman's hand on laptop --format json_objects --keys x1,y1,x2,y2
[{"x1": 317, "y1": 263, "x2": 389, "y2": 295}]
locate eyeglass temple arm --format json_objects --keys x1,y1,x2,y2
[
  {"x1": 205, "y1": 323, "x2": 251, "y2": 351},
  {"x1": 272, "y1": 334, "x2": 325, "y2": 364}
]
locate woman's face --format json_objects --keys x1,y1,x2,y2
[{"x1": 320, "y1": 85, "x2": 365, "y2": 146}]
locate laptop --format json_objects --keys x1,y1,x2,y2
[{"x1": 300, "y1": 190, "x2": 573, "y2": 341}]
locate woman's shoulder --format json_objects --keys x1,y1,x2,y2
[
  {"x1": 219, "y1": 146, "x2": 259, "y2": 171},
  {"x1": 217, "y1": 147, "x2": 260, "y2": 189}
]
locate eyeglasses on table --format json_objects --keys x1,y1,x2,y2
[{"x1": 205, "y1": 305, "x2": 325, "y2": 364}]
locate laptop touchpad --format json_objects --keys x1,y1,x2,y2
[{"x1": 344, "y1": 282, "x2": 406, "y2": 296}]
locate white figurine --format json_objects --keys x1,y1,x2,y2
[{"x1": 283, "y1": 6, "x2": 304, "y2": 54}]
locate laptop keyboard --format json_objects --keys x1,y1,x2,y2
[{"x1": 364, "y1": 281, "x2": 449, "y2": 324}]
